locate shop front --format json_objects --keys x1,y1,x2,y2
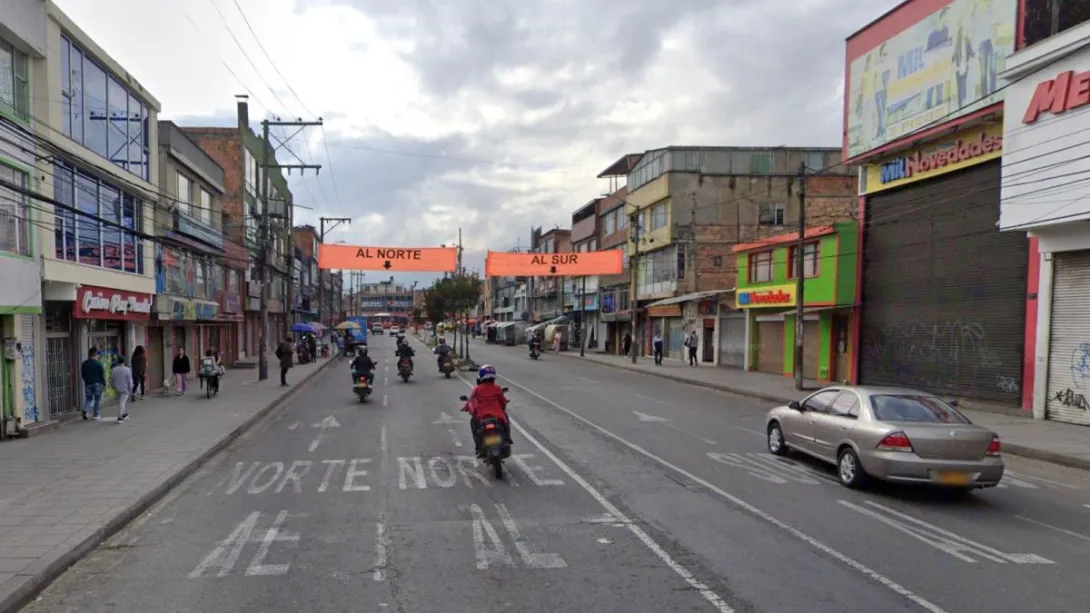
[
  {"x1": 73, "y1": 285, "x2": 153, "y2": 402},
  {"x1": 0, "y1": 251, "x2": 43, "y2": 429},
  {"x1": 857, "y1": 123, "x2": 1030, "y2": 405},
  {"x1": 1001, "y1": 35, "x2": 1090, "y2": 423},
  {"x1": 218, "y1": 287, "x2": 243, "y2": 365},
  {"x1": 733, "y1": 223, "x2": 857, "y2": 382}
]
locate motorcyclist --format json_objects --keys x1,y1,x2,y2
[
  {"x1": 434, "y1": 337, "x2": 453, "y2": 370},
  {"x1": 395, "y1": 338, "x2": 415, "y2": 371},
  {"x1": 529, "y1": 330, "x2": 542, "y2": 354},
  {"x1": 461, "y1": 365, "x2": 512, "y2": 457},
  {"x1": 351, "y1": 346, "x2": 375, "y2": 385}
]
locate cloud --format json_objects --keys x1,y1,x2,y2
[{"x1": 55, "y1": 0, "x2": 900, "y2": 288}]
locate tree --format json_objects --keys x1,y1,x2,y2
[
  {"x1": 411, "y1": 307, "x2": 424, "y2": 324},
  {"x1": 424, "y1": 274, "x2": 483, "y2": 359}
]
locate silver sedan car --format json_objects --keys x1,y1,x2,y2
[{"x1": 765, "y1": 385, "x2": 1004, "y2": 490}]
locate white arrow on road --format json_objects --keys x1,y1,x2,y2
[
  {"x1": 633, "y1": 411, "x2": 716, "y2": 445},
  {"x1": 287, "y1": 421, "x2": 300, "y2": 430},
  {"x1": 308, "y1": 415, "x2": 341, "y2": 452},
  {"x1": 433, "y1": 412, "x2": 460, "y2": 424}
]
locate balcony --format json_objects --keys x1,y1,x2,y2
[{"x1": 171, "y1": 211, "x2": 224, "y2": 252}]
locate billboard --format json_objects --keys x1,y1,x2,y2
[
  {"x1": 862, "y1": 123, "x2": 1003, "y2": 194},
  {"x1": 845, "y1": 0, "x2": 1016, "y2": 160}
]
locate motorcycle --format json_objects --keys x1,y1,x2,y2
[
  {"x1": 529, "y1": 342, "x2": 541, "y2": 360},
  {"x1": 460, "y1": 387, "x2": 512, "y2": 479},
  {"x1": 353, "y1": 373, "x2": 372, "y2": 402},
  {"x1": 398, "y1": 357, "x2": 413, "y2": 382},
  {"x1": 439, "y1": 354, "x2": 455, "y2": 378}
]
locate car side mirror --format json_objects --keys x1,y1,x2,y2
[
  {"x1": 502, "y1": 387, "x2": 509, "y2": 392},
  {"x1": 459, "y1": 395, "x2": 468, "y2": 401},
  {"x1": 788, "y1": 400, "x2": 803, "y2": 411}
]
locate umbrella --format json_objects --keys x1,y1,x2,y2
[
  {"x1": 291, "y1": 323, "x2": 317, "y2": 334},
  {"x1": 335, "y1": 321, "x2": 360, "y2": 330}
]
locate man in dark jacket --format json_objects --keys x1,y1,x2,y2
[
  {"x1": 351, "y1": 347, "x2": 376, "y2": 385},
  {"x1": 275, "y1": 336, "x2": 294, "y2": 386},
  {"x1": 80, "y1": 347, "x2": 106, "y2": 420}
]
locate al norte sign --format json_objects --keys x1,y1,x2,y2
[
  {"x1": 864, "y1": 124, "x2": 1003, "y2": 194},
  {"x1": 736, "y1": 284, "x2": 796, "y2": 309}
]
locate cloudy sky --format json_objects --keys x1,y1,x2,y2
[{"x1": 55, "y1": 0, "x2": 899, "y2": 285}]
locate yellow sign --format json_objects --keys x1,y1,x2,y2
[
  {"x1": 862, "y1": 123, "x2": 1003, "y2": 194},
  {"x1": 736, "y1": 284, "x2": 797, "y2": 309}
]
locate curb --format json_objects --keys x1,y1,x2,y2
[
  {"x1": 548, "y1": 351, "x2": 1090, "y2": 472},
  {"x1": 0, "y1": 358, "x2": 339, "y2": 613}
]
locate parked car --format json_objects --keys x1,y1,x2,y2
[
  {"x1": 371, "y1": 324, "x2": 384, "y2": 335},
  {"x1": 390, "y1": 325, "x2": 401, "y2": 335},
  {"x1": 765, "y1": 386, "x2": 1003, "y2": 491}
]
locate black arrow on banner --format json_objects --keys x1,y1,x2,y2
[
  {"x1": 549, "y1": 266, "x2": 557, "y2": 274},
  {"x1": 383, "y1": 260, "x2": 392, "y2": 270}
]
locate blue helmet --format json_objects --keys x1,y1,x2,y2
[{"x1": 477, "y1": 364, "x2": 497, "y2": 381}]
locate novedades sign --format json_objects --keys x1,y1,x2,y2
[
  {"x1": 879, "y1": 132, "x2": 1003, "y2": 184},
  {"x1": 736, "y1": 284, "x2": 797, "y2": 309}
]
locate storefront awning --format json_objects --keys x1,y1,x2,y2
[{"x1": 645, "y1": 289, "x2": 734, "y2": 309}]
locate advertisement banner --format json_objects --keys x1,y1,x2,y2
[
  {"x1": 74, "y1": 285, "x2": 153, "y2": 320},
  {"x1": 863, "y1": 123, "x2": 1003, "y2": 194},
  {"x1": 736, "y1": 284, "x2": 797, "y2": 309},
  {"x1": 845, "y1": 0, "x2": 1016, "y2": 160}
]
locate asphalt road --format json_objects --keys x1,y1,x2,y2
[{"x1": 23, "y1": 334, "x2": 1090, "y2": 613}]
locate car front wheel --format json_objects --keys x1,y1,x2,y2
[{"x1": 767, "y1": 422, "x2": 788, "y2": 456}]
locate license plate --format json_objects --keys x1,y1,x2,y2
[
  {"x1": 355, "y1": 381, "x2": 368, "y2": 388},
  {"x1": 936, "y1": 471, "x2": 970, "y2": 485},
  {"x1": 483, "y1": 435, "x2": 503, "y2": 446}
]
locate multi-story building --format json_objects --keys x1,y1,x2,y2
[
  {"x1": 356, "y1": 280, "x2": 411, "y2": 326},
  {"x1": 291, "y1": 225, "x2": 320, "y2": 328},
  {"x1": 182, "y1": 96, "x2": 292, "y2": 357},
  {"x1": 150, "y1": 120, "x2": 239, "y2": 382},
  {"x1": 594, "y1": 182, "x2": 632, "y2": 356},
  {"x1": 569, "y1": 200, "x2": 599, "y2": 350},
  {"x1": 845, "y1": 0, "x2": 1027, "y2": 406},
  {"x1": 34, "y1": 1, "x2": 161, "y2": 428},
  {"x1": 606, "y1": 146, "x2": 855, "y2": 364},
  {"x1": 528, "y1": 227, "x2": 571, "y2": 320},
  {"x1": 0, "y1": 1, "x2": 46, "y2": 432},
  {"x1": 328, "y1": 271, "x2": 343, "y2": 325},
  {"x1": 1000, "y1": 5, "x2": 1090, "y2": 424}
]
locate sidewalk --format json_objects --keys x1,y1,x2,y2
[
  {"x1": 536, "y1": 347, "x2": 1090, "y2": 472},
  {"x1": 0, "y1": 356, "x2": 337, "y2": 613}
]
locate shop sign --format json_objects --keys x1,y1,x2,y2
[
  {"x1": 222, "y1": 292, "x2": 241, "y2": 314},
  {"x1": 736, "y1": 284, "x2": 796, "y2": 309},
  {"x1": 75, "y1": 286, "x2": 153, "y2": 320},
  {"x1": 194, "y1": 302, "x2": 219, "y2": 320},
  {"x1": 648, "y1": 304, "x2": 681, "y2": 318},
  {"x1": 864, "y1": 124, "x2": 1004, "y2": 194},
  {"x1": 1022, "y1": 70, "x2": 1090, "y2": 124}
]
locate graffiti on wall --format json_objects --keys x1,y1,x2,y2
[
  {"x1": 1071, "y1": 342, "x2": 1090, "y2": 389},
  {"x1": 21, "y1": 346, "x2": 38, "y2": 423}
]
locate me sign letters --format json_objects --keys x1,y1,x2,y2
[{"x1": 1023, "y1": 70, "x2": 1090, "y2": 124}]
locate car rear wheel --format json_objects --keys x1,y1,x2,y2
[
  {"x1": 837, "y1": 447, "x2": 868, "y2": 489},
  {"x1": 767, "y1": 422, "x2": 788, "y2": 456}
]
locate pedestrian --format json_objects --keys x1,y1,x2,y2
[
  {"x1": 130, "y1": 345, "x2": 147, "y2": 401},
  {"x1": 684, "y1": 329, "x2": 699, "y2": 367},
  {"x1": 622, "y1": 332, "x2": 632, "y2": 357},
  {"x1": 653, "y1": 332, "x2": 664, "y2": 365},
  {"x1": 553, "y1": 329, "x2": 562, "y2": 353},
  {"x1": 80, "y1": 347, "x2": 106, "y2": 421},
  {"x1": 110, "y1": 355, "x2": 133, "y2": 423},
  {"x1": 275, "y1": 336, "x2": 294, "y2": 386},
  {"x1": 172, "y1": 347, "x2": 191, "y2": 395}
]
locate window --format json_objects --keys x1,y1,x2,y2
[
  {"x1": 0, "y1": 39, "x2": 30, "y2": 122},
  {"x1": 228, "y1": 269, "x2": 240, "y2": 293},
  {"x1": 802, "y1": 390, "x2": 841, "y2": 414},
  {"x1": 870, "y1": 395, "x2": 970, "y2": 424},
  {"x1": 603, "y1": 211, "x2": 616, "y2": 235},
  {"x1": 650, "y1": 202, "x2": 668, "y2": 230},
  {"x1": 200, "y1": 189, "x2": 212, "y2": 224},
  {"x1": 805, "y1": 151, "x2": 826, "y2": 172},
  {"x1": 749, "y1": 151, "x2": 773, "y2": 174},
  {"x1": 758, "y1": 203, "x2": 785, "y2": 226},
  {"x1": 177, "y1": 174, "x2": 191, "y2": 216},
  {"x1": 0, "y1": 163, "x2": 29, "y2": 255},
  {"x1": 829, "y1": 392, "x2": 860, "y2": 418},
  {"x1": 787, "y1": 242, "x2": 819, "y2": 278},
  {"x1": 677, "y1": 244, "x2": 686, "y2": 280},
  {"x1": 1025, "y1": 0, "x2": 1090, "y2": 47},
  {"x1": 195, "y1": 259, "x2": 208, "y2": 298},
  {"x1": 616, "y1": 209, "x2": 628, "y2": 230},
  {"x1": 53, "y1": 161, "x2": 145, "y2": 274},
  {"x1": 60, "y1": 36, "x2": 150, "y2": 181},
  {"x1": 244, "y1": 148, "x2": 256, "y2": 196},
  {"x1": 749, "y1": 251, "x2": 773, "y2": 283}
]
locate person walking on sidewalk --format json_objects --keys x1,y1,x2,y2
[
  {"x1": 80, "y1": 347, "x2": 106, "y2": 420},
  {"x1": 130, "y1": 346, "x2": 147, "y2": 402},
  {"x1": 653, "y1": 333, "x2": 664, "y2": 365},
  {"x1": 110, "y1": 356, "x2": 133, "y2": 423},
  {"x1": 172, "y1": 347, "x2": 191, "y2": 396},
  {"x1": 275, "y1": 336, "x2": 294, "y2": 386},
  {"x1": 684, "y1": 330, "x2": 699, "y2": 367},
  {"x1": 622, "y1": 332, "x2": 632, "y2": 357}
]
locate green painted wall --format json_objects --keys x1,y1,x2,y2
[
  {"x1": 735, "y1": 221, "x2": 857, "y2": 306},
  {"x1": 781, "y1": 312, "x2": 835, "y2": 379}
]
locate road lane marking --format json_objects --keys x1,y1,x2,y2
[
  {"x1": 734, "y1": 426, "x2": 764, "y2": 437},
  {"x1": 1014, "y1": 515, "x2": 1090, "y2": 542},
  {"x1": 189, "y1": 510, "x2": 301, "y2": 578},
  {"x1": 634, "y1": 411, "x2": 716, "y2": 445},
  {"x1": 840, "y1": 501, "x2": 1052, "y2": 564},
  {"x1": 373, "y1": 521, "x2": 388, "y2": 581},
  {"x1": 496, "y1": 373, "x2": 949, "y2": 613},
  {"x1": 308, "y1": 416, "x2": 340, "y2": 453},
  {"x1": 457, "y1": 376, "x2": 734, "y2": 612},
  {"x1": 449, "y1": 428, "x2": 463, "y2": 447}
]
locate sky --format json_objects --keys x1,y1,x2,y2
[{"x1": 54, "y1": 0, "x2": 900, "y2": 287}]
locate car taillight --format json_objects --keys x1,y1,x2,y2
[
  {"x1": 986, "y1": 435, "x2": 1001, "y2": 456},
  {"x1": 877, "y1": 431, "x2": 913, "y2": 452}
]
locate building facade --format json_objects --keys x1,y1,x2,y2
[
  {"x1": 291, "y1": 225, "x2": 320, "y2": 328},
  {"x1": 35, "y1": 1, "x2": 160, "y2": 427},
  {"x1": 594, "y1": 186, "x2": 631, "y2": 355},
  {"x1": 356, "y1": 281, "x2": 411, "y2": 325},
  {"x1": 528, "y1": 227, "x2": 571, "y2": 321},
  {"x1": 570, "y1": 200, "x2": 599, "y2": 350},
  {"x1": 846, "y1": 0, "x2": 1032, "y2": 407},
  {"x1": 1001, "y1": 19, "x2": 1090, "y2": 423},
  {"x1": 732, "y1": 222, "x2": 858, "y2": 381}
]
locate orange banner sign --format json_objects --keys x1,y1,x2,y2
[
  {"x1": 485, "y1": 250, "x2": 623, "y2": 277},
  {"x1": 318, "y1": 244, "x2": 458, "y2": 272}
]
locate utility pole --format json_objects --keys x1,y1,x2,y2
[
  {"x1": 794, "y1": 161, "x2": 807, "y2": 391},
  {"x1": 319, "y1": 217, "x2": 351, "y2": 327},
  {"x1": 629, "y1": 210, "x2": 640, "y2": 364},
  {"x1": 580, "y1": 274, "x2": 587, "y2": 357}
]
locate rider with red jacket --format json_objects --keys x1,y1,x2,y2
[{"x1": 462, "y1": 365, "x2": 511, "y2": 456}]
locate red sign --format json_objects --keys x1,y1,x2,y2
[
  {"x1": 1023, "y1": 70, "x2": 1090, "y2": 124},
  {"x1": 74, "y1": 285, "x2": 153, "y2": 320}
]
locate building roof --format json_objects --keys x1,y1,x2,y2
[
  {"x1": 597, "y1": 154, "x2": 643, "y2": 178},
  {"x1": 731, "y1": 225, "x2": 838, "y2": 253}
]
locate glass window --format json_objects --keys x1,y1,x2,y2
[
  {"x1": 82, "y1": 58, "x2": 108, "y2": 159},
  {"x1": 126, "y1": 94, "x2": 142, "y2": 176},
  {"x1": 139, "y1": 104, "x2": 149, "y2": 181},
  {"x1": 758, "y1": 203, "x2": 785, "y2": 226},
  {"x1": 61, "y1": 38, "x2": 71, "y2": 135},
  {"x1": 0, "y1": 40, "x2": 29, "y2": 121},
  {"x1": 122, "y1": 193, "x2": 137, "y2": 272},
  {"x1": 0, "y1": 164, "x2": 29, "y2": 255},
  {"x1": 200, "y1": 189, "x2": 213, "y2": 224},
  {"x1": 195, "y1": 259, "x2": 207, "y2": 298},
  {"x1": 805, "y1": 151, "x2": 825, "y2": 172},
  {"x1": 749, "y1": 251, "x2": 773, "y2": 283},
  {"x1": 54, "y1": 164, "x2": 76, "y2": 260},
  {"x1": 802, "y1": 390, "x2": 841, "y2": 414},
  {"x1": 76, "y1": 173, "x2": 100, "y2": 266},
  {"x1": 69, "y1": 45, "x2": 84, "y2": 142},
  {"x1": 829, "y1": 392, "x2": 860, "y2": 418},
  {"x1": 651, "y1": 202, "x2": 668, "y2": 230},
  {"x1": 177, "y1": 174, "x2": 191, "y2": 216},
  {"x1": 603, "y1": 211, "x2": 616, "y2": 235},
  {"x1": 749, "y1": 151, "x2": 773, "y2": 174},
  {"x1": 107, "y1": 77, "x2": 129, "y2": 171},
  {"x1": 870, "y1": 395, "x2": 970, "y2": 424},
  {"x1": 100, "y1": 184, "x2": 121, "y2": 270},
  {"x1": 787, "y1": 242, "x2": 819, "y2": 278}
]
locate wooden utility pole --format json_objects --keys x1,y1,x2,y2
[{"x1": 794, "y1": 161, "x2": 807, "y2": 391}]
